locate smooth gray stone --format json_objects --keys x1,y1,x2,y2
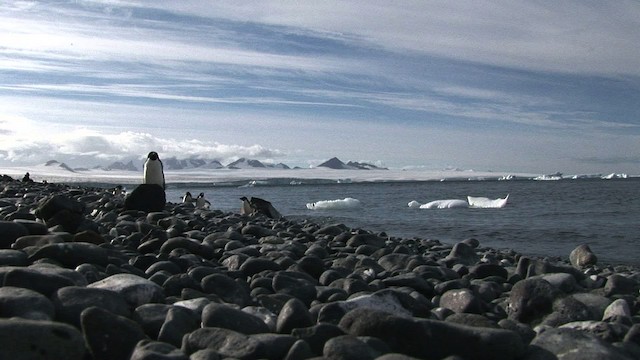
[
  {"x1": 340, "y1": 308, "x2": 525, "y2": 360},
  {"x1": 323, "y1": 335, "x2": 385, "y2": 360},
  {"x1": 200, "y1": 273, "x2": 251, "y2": 307},
  {"x1": 0, "y1": 220, "x2": 29, "y2": 249},
  {"x1": 0, "y1": 249, "x2": 28, "y2": 266},
  {"x1": 508, "y1": 278, "x2": 558, "y2": 324},
  {"x1": 133, "y1": 303, "x2": 174, "y2": 339},
  {"x1": 277, "y1": 297, "x2": 314, "y2": 334},
  {"x1": 88, "y1": 273, "x2": 165, "y2": 308},
  {"x1": 130, "y1": 340, "x2": 189, "y2": 360},
  {"x1": 0, "y1": 318, "x2": 85, "y2": 360},
  {"x1": 53, "y1": 286, "x2": 131, "y2": 327},
  {"x1": 158, "y1": 306, "x2": 200, "y2": 348},
  {"x1": 201, "y1": 302, "x2": 269, "y2": 335},
  {"x1": 2, "y1": 267, "x2": 75, "y2": 296},
  {"x1": 28, "y1": 242, "x2": 109, "y2": 267},
  {"x1": 0, "y1": 286, "x2": 55, "y2": 320},
  {"x1": 181, "y1": 327, "x2": 265, "y2": 359},
  {"x1": 81, "y1": 306, "x2": 148, "y2": 360},
  {"x1": 527, "y1": 327, "x2": 634, "y2": 360}
]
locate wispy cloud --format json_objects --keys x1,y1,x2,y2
[{"x1": 1, "y1": 1, "x2": 639, "y2": 174}]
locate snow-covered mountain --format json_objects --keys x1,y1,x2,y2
[
  {"x1": 226, "y1": 158, "x2": 290, "y2": 169},
  {"x1": 317, "y1": 157, "x2": 387, "y2": 170}
]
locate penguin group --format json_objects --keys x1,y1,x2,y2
[
  {"x1": 182, "y1": 191, "x2": 211, "y2": 209},
  {"x1": 137, "y1": 151, "x2": 282, "y2": 217}
]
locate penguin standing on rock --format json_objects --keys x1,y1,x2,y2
[{"x1": 143, "y1": 151, "x2": 165, "y2": 189}]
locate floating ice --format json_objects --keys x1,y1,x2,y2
[
  {"x1": 409, "y1": 195, "x2": 509, "y2": 209},
  {"x1": 306, "y1": 197, "x2": 361, "y2": 210},
  {"x1": 467, "y1": 194, "x2": 509, "y2": 208},
  {"x1": 420, "y1": 199, "x2": 469, "y2": 209}
]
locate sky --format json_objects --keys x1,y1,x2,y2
[{"x1": 1, "y1": 1, "x2": 639, "y2": 174}]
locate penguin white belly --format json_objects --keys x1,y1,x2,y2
[{"x1": 143, "y1": 160, "x2": 165, "y2": 188}]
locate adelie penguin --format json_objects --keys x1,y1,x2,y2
[
  {"x1": 195, "y1": 193, "x2": 211, "y2": 209},
  {"x1": 240, "y1": 196, "x2": 282, "y2": 219},
  {"x1": 143, "y1": 151, "x2": 165, "y2": 189}
]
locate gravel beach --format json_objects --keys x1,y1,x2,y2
[{"x1": 1, "y1": 175, "x2": 639, "y2": 360}]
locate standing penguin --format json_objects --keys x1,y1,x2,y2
[
  {"x1": 143, "y1": 151, "x2": 165, "y2": 189},
  {"x1": 182, "y1": 191, "x2": 194, "y2": 204},
  {"x1": 195, "y1": 192, "x2": 211, "y2": 209}
]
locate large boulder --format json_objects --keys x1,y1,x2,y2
[{"x1": 125, "y1": 184, "x2": 166, "y2": 213}]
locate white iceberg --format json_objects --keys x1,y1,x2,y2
[
  {"x1": 467, "y1": 194, "x2": 509, "y2": 208},
  {"x1": 419, "y1": 199, "x2": 469, "y2": 209},
  {"x1": 306, "y1": 197, "x2": 361, "y2": 210}
]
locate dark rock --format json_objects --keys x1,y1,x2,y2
[
  {"x1": 181, "y1": 327, "x2": 266, "y2": 359},
  {"x1": 158, "y1": 306, "x2": 200, "y2": 347},
  {"x1": 88, "y1": 273, "x2": 165, "y2": 308},
  {"x1": 469, "y1": 263, "x2": 508, "y2": 280},
  {"x1": 498, "y1": 318, "x2": 536, "y2": 344},
  {"x1": 323, "y1": 335, "x2": 385, "y2": 360},
  {"x1": 284, "y1": 339, "x2": 315, "y2": 360},
  {"x1": 541, "y1": 296, "x2": 593, "y2": 327},
  {"x1": 133, "y1": 304, "x2": 174, "y2": 339},
  {"x1": 0, "y1": 318, "x2": 85, "y2": 360},
  {"x1": 0, "y1": 249, "x2": 28, "y2": 266},
  {"x1": 13, "y1": 234, "x2": 66, "y2": 249},
  {"x1": 250, "y1": 333, "x2": 297, "y2": 360},
  {"x1": 28, "y1": 242, "x2": 109, "y2": 267},
  {"x1": 439, "y1": 288, "x2": 484, "y2": 314},
  {"x1": 445, "y1": 242, "x2": 479, "y2": 265},
  {"x1": 272, "y1": 271, "x2": 318, "y2": 306},
  {"x1": 202, "y1": 303, "x2": 269, "y2": 334},
  {"x1": 52, "y1": 286, "x2": 131, "y2": 327},
  {"x1": 0, "y1": 286, "x2": 55, "y2": 320},
  {"x1": 508, "y1": 278, "x2": 558, "y2": 324},
  {"x1": 125, "y1": 184, "x2": 166, "y2": 213},
  {"x1": 346, "y1": 233, "x2": 385, "y2": 248},
  {"x1": 130, "y1": 340, "x2": 189, "y2": 360},
  {"x1": 200, "y1": 273, "x2": 251, "y2": 307},
  {"x1": 13, "y1": 219, "x2": 48, "y2": 235},
  {"x1": 81, "y1": 306, "x2": 148, "y2": 360},
  {"x1": 277, "y1": 297, "x2": 314, "y2": 334},
  {"x1": 292, "y1": 323, "x2": 345, "y2": 355},
  {"x1": 3, "y1": 267, "x2": 76, "y2": 296},
  {"x1": 569, "y1": 244, "x2": 598, "y2": 268},
  {"x1": 445, "y1": 313, "x2": 499, "y2": 328},
  {"x1": 381, "y1": 272, "x2": 434, "y2": 297},
  {"x1": 73, "y1": 230, "x2": 104, "y2": 244},
  {"x1": 339, "y1": 308, "x2": 525, "y2": 360},
  {"x1": 624, "y1": 323, "x2": 640, "y2": 345},
  {"x1": 240, "y1": 257, "x2": 281, "y2": 276},
  {"x1": 604, "y1": 274, "x2": 638, "y2": 296},
  {"x1": 528, "y1": 327, "x2": 633, "y2": 359},
  {"x1": 0, "y1": 220, "x2": 28, "y2": 248}
]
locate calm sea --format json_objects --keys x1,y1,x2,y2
[{"x1": 165, "y1": 178, "x2": 640, "y2": 266}]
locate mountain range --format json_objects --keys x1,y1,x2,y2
[{"x1": 45, "y1": 157, "x2": 385, "y2": 172}]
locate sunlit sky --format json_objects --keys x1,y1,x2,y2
[{"x1": 1, "y1": 1, "x2": 639, "y2": 174}]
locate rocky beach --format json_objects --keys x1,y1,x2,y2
[{"x1": 1, "y1": 175, "x2": 640, "y2": 360}]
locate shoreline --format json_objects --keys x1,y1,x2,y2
[{"x1": 1, "y1": 176, "x2": 639, "y2": 359}]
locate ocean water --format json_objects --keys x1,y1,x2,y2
[{"x1": 165, "y1": 178, "x2": 640, "y2": 266}]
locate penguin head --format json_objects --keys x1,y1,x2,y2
[
  {"x1": 198, "y1": 192, "x2": 205, "y2": 198},
  {"x1": 147, "y1": 152, "x2": 159, "y2": 161},
  {"x1": 185, "y1": 191, "x2": 192, "y2": 197}
]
